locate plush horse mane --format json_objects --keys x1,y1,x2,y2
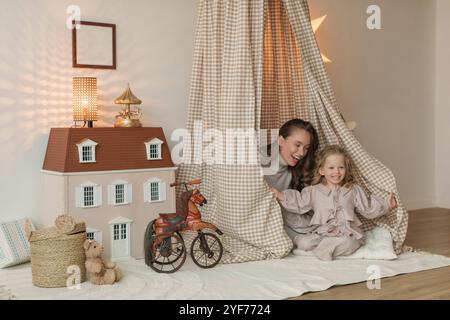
[{"x1": 176, "y1": 190, "x2": 193, "y2": 217}]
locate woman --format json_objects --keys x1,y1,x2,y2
[{"x1": 262, "y1": 119, "x2": 319, "y2": 241}]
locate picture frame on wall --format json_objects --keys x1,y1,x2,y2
[{"x1": 72, "y1": 20, "x2": 117, "y2": 69}]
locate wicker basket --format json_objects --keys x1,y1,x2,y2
[{"x1": 26, "y1": 215, "x2": 87, "y2": 288}]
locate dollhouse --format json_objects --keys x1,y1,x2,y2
[{"x1": 40, "y1": 127, "x2": 177, "y2": 261}]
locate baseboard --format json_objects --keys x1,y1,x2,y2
[
  {"x1": 402, "y1": 198, "x2": 437, "y2": 211},
  {"x1": 436, "y1": 199, "x2": 450, "y2": 209}
]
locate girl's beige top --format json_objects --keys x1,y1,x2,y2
[{"x1": 280, "y1": 184, "x2": 390, "y2": 239}]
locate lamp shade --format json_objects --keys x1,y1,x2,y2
[{"x1": 73, "y1": 77, "x2": 98, "y2": 122}]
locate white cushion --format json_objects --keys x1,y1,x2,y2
[
  {"x1": 0, "y1": 218, "x2": 34, "y2": 268},
  {"x1": 292, "y1": 227, "x2": 398, "y2": 260}
]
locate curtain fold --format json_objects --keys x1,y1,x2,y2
[
  {"x1": 281, "y1": 0, "x2": 407, "y2": 253},
  {"x1": 177, "y1": 0, "x2": 292, "y2": 263},
  {"x1": 177, "y1": 0, "x2": 408, "y2": 263}
]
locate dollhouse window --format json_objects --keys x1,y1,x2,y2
[
  {"x1": 150, "y1": 182, "x2": 159, "y2": 201},
  {"x1": 144, "y1": 178, "x2": 166, "y2": 203},
  {"x1": 86, "y1": 228, "x2": 102, "y2": 243},
  {"x1": 149, "y1": 145, "x2": 159, "y2": 159},
  {"x1": 108, "y1": 180, "x2": 132, "y2": 206},
  {"x1": 116, "y1": 185, "x2": 124, "y2": 204},
  {"x1": 84, "y1": 186, "x2": 94, "y2": 207},
  {"x1": 121, "y1": 224, "x2": 127, "y2": 239},
  {"x1": 76, "y1": 182, "x2": 102, "y2": 208},
  {"x1": 113, "y1": 225, "x2": 119, "y2": 240},
  {"x1": 76, "y1": 139, "x2": 98, "y2": 163},
  {"x1": 113, "y1": 224, "x2": 127, "y2": 241},
  {"x1": 82, "y1": 146, "x2": 93, "y2": 161},
  {"x1": 144, "y1": 138, "x2": 163, "y2": 160}
]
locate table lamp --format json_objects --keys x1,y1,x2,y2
[{"x1": 73, "y1": 77, "x2": 98, "y2": 128}]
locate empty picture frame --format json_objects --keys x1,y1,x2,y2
[{"x1": 72, "y1": 20, "x2": 117, "y2": 69}]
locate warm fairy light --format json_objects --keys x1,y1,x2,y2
[
  {"x1": 312, "y1": 15, "x2": 331, "y2": 63},
  {"x1": 73, "y1": 77, "x2": 98, "y2": 122}
]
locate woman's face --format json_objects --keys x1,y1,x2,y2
[{"x1": 278, "y1": 128, "x2": 312, "y2": 167}]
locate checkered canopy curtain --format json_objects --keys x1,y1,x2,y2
[{"x1": 177, "y1": 0, "x2": 408, "y2": 263}]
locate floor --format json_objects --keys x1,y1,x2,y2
[{"x1": 290, "y1": 208, "x2": 450, "y2": 300}]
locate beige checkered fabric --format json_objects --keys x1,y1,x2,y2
[
  {"x1": 178, "y1": 0, "x2": 407, "y2": 263},
  {"x1": 281, "y1": 0, "x2": 408, "y2": 254}
]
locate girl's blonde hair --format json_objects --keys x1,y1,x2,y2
[{"x1": 312, "y1": 145, "x2": 355, "y2": 187}]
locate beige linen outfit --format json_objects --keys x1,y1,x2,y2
[
  {"x1": 262, "y1": 150, "x2": 315, "y2": 240},
  {"x1": 280, "y1": 184, "x2": 390, "y2": 261}
]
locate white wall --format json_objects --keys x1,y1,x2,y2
[
  {"x1": 435, "y1": 0, "x2": 450, "y2": 208},
  {"x1": 310, "y1": 0, "x2": 437, "y2": 209},
  {"x1": 0, "y1": 0, "x2": 444, "y2": 223},
  {"x1": 0, "y1": 0, "x2": 197, "y2": 222}
]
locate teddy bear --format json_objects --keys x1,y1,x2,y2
[{"x1": 83, "y1": 239, "x2": 123, "y2": 285}]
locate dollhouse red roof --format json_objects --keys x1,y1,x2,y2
[{"x1": 42, "y1": 127, "x2": 175, "y2": 173}]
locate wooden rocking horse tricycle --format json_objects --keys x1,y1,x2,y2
[{"x1": 144, "y1": 179, "x2": 224, "y2": 273}]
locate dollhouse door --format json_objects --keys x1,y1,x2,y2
[{"x1": 111, "y1": 222, "x2": 131, "y2": 260}]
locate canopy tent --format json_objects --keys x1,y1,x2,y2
[{"x1": 177, "y1": 0, "x2": 408, "y2": 263}]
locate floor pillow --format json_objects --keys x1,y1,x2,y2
[
  {"x1": 292, "y1": 227, "x2": 398, "y2": 260},
  {"x1": 0, "y1": 218, "x2": 35, "y2": 268}
]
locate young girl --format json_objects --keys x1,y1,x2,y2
[{"x1": 270, "y1": 145, "x2": 398, "y2": 261}]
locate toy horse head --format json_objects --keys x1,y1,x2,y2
[
  {"x1": 190, "y1": 189, "x2": 207, "y2": 207},
  {"x1": 172, "y1": 179, "x2": 207, "y2": 213}
]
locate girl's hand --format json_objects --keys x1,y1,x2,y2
[
  {"x1": 270, "y1": 187, "x2": 285, "y2": 201},
  {"x1": 388, "y1": 192, "x2": 398, "y2": 210}
]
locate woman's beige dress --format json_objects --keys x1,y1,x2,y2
[{"x1": 280, "y1": 184, "x2": 390, "y2": 261}]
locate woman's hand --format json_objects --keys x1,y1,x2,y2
[
  {"x1": 270, "y1": 187, "x2": 285, "y2": 201},
  {"x1": 388, "y1": 192, "x2": 398, "y2": 210}
]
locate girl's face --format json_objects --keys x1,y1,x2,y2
[
  {"x1": 278, "y1": 128, "x2": 311, "y2": 167},
  {"x1": 319, "y1": 154, "x2": 346, "y2": 187}
]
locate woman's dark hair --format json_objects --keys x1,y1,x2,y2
[{"x1": 279, "y1": 119, "x2": 319, "y2": 191}]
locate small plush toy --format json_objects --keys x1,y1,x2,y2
[{"x1": 83, "y1": 240, "x2": 123, "y2": 285}]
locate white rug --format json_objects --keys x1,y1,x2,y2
[{"x1": 1, "y1": 251, "x2": 449, "y2": 300}]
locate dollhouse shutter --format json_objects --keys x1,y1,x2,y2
[
  {"x1": 96, "y1": 231, "x2": 103, "y2": 243},
  {"x1": 108, "y1": 184, "x2": 115, "y2": 205},
  {"x1": 160, "y1": 181, "x2": 166, "y2": 201},
  {"x1": 75, "y1": 187, "x2": 83, "y2": 208},
  {"x1": 94, "y1": 185, "x2": 102, "y2": 207},
  {"x1": 143, "y1": 183, "x2": 150, "y2": 203},
  {"x1": 126, "y1": 183, "x2": 133, "y2": 204},
  {"x1": 158, "y1": 144, "x2": 162, "y2": 159}
]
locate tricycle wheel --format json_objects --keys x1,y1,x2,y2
[
  {"x1": 149, "y1": 233, "x2": 186, "y2": 273},
  {"x1": 190, "y1": 232, "x2": 223, "y2": 268},
  {"x1": 153, "y1": 232, "x2": 184, "y2": 265}
]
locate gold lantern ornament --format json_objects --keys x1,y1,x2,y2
[{"x1": 114, "y1": 83, "x2": 143, "y2": 128}]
